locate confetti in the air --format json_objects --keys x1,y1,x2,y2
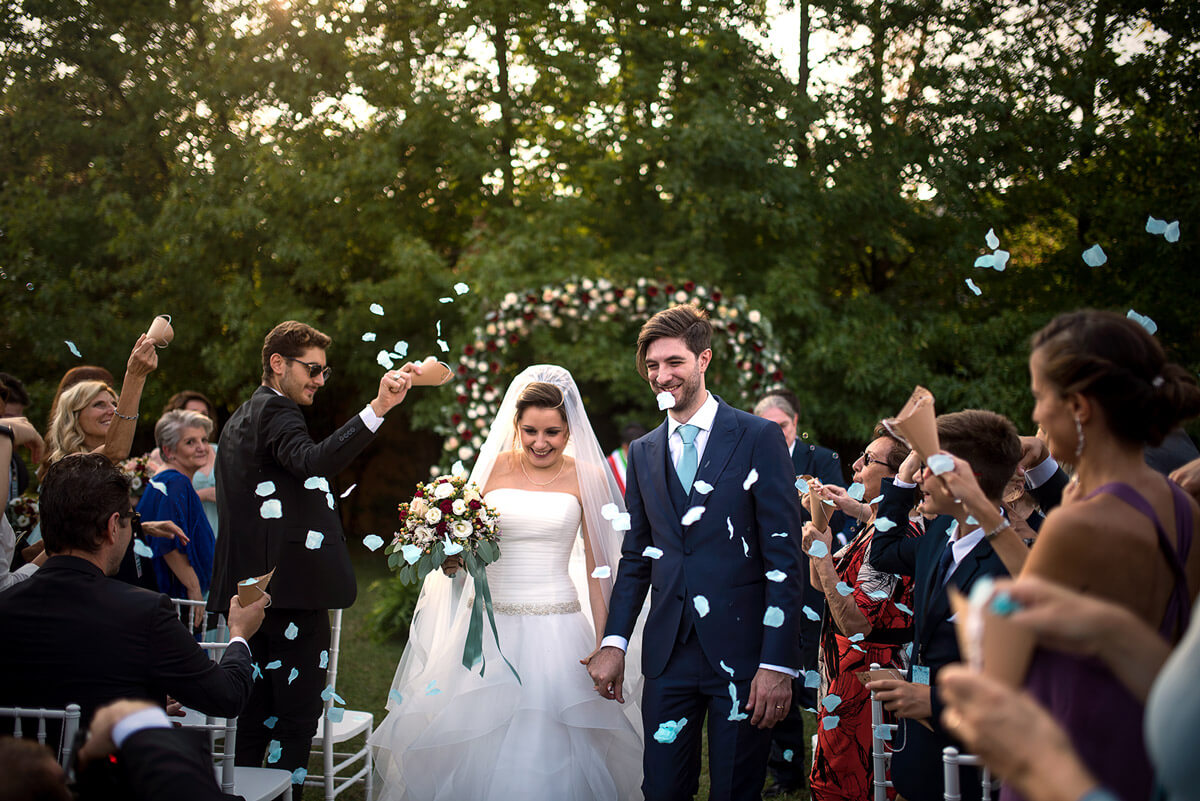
[
  {"x1": 874, "y1": 724, "x2": 893, "y2": 741},
  {"x1": 65, "y1": 341, "x2": 81, "y2": 358},
  {"x1": 591, "y1": 566, "x2": 612, "y2": 579},
  {"x1": 681, "y1": 506, "x2": 705, "y2": 526},
  {"x1": 1127, "y1": 309, "x2": 1158, "y2": 335},
  {"x1": 612, "y1": 513, "x2": 631, "y2": 531},
  {"x1": 807, "y1": 541, "x2": 828, "y2": 558},
  {"x1": 643, "y1": 546, "x2": 664, "y2": 559},
  {"x1": 260, "y1": 499, "x2": 283, "y2": 519},
  {"x1": 305, "y1": 530, "x2": 324, "y2": 549},
  {"x1": 256, "y1": 481, "x2": 276, "y2": 497},
  {"x1": 284, "y1": 622, "x2": 299, "y2": 640},
  {"x1": 426, "y1": 681, "x2": 441, "y2": 696},
  {"x1": 148, "y1": 479, "x2": 168, "y2": 496},
  {"x1": 927, "y1": 454, "x2": 955, "y2": 476},
  {"x1": 869, "y1": 494, "x2": 884, "y2": 505},
  {"x1": 376, "y1": 351, "x2": 395, "y2": 370},
  {"x1": 965, "y1": 278, "x2": 982, "y2": 296},
  {"x1": 895, "y1": 602, "x2": 913, "y2": 615},
  {"x1": 601, "y1": 503, "x2": 618, "y2": 520},
  {"x1": 742, "y1": 537, "x2": 750, "y2": 557},
  {"x1": 783, "y1": 749, "x2": 795, "y2": 762},
  {"x1": 291, "y1": 768, "x2": 308, "y2": 785},
  {"x1": 763, "y1": 606, "x2": 785, "y2": 628},
  {"x1": 656, "y1": 391, "x2": 676, "y2": 410},
  {"x1": 369, "y1": 303, "x2": 385, "y2": 316},
  {"x1": 985, "y1": 228, "x2": 999, "y2": 249},
  {"x1": 363, "y1": 534, "x2": 385, "y2": 552},
  {"x1": 437, "y1": 339, "x2": 449, "y2": 353},
  {"x1": 693, "y1": 596, "x2": 711, "y2": 618},
  {"x1": 401, "y1": 544, "x2": 422, "y2": 564},
  {"x1": 992, "y1": 250, "x2": 1010, "y2": 271},
  {"x1": 267, "y1": 740, "x2": 282, "y2": 763},
  {"x1": 795, "y1": 477, "x2": 810, "y2": 493},
  {"x1": 288, "y1": 668, "x2": 299, "y2": 684},
  {"x1": 392, "y1": 341, "x2": 409, "y2": 358},
  {"x1": 389, "y1": 690, "x2": 404, "y2": 705},
  {"x1": 439, "y1": 297, "x2": 453, "y2": 304},
  {"x1": 1082, "y1": 244, "x2": 1107, "y2": 267},
  {"x1": 727, "y1": 517, "x2": 734, "y2": 539},
  {"x1": 341, "y1": 484, "x2": 357, "y2": 499},
  {"x1": 320, "y1": 686, "x2": 346, "y2": 704},
  {"x1": 721, "y1": 660, "x2": 735, "y2": 676},
  {"x1": 693, "y1": 480, "x2": 713, "y2": 495},
  {"x1": 264, "y1": 716, "x2": 277, "y2": 729},
  {"x1": 743, "y1": 469, "x2": 759, "y2": 490},
  {"x1": 319, "y1": 651, "x2": 329, "y2": 669},
  {"x1": 442, "y1": 536, "x2": 463, "y2": 557},
  {"x1": 327, "y1": 707, "x2": 345, "y2": 723},
  {"x1": 454, "y1": 282, "x2": 470, "y2": 295},
  {"x1": 874, "y1": 517, "x2": 897, "y2": 532},
  {"x1": 727, "y1": 682, "x2": 749, "y2": 722},
  {"x1": 803, "y1": 605, "x2": 821, "y2": 621},
  {"x1": 823, "y1": 716, "x2": 841, "y2": 730},
  {"x1": 304, "y1": 476, "x2": 330, "y2": 492},
  {"x1": 804, "y1": 670, "x2": 820, "y2": 688},
  {"x1": 766, "y1": 570, "x2": 787, "y2": 582},
  {"x1": 362, "y1": 332, "x2": 377, "y2": 342},
  {"x1": 265, "y1": 660, "x2": 282, "y2": 670},
  {"x1": 822, "y1": 694, "x2": 842, "y2": 712},
  {"x1": 653, "y1": 718, "x2": 688, "y2": 744},
  {"x1": 835, "y1": 582, "x2": 854, "y2": 596},
  {"x1": 133, "y1": 540, "x2": 153, "y2": 558},
  {"x1": 1165, "y1": 221, "x2": 1180, "y2": 243},
  {"x1": 847, "y1": 482, "x2": 865, "y2": 501}
]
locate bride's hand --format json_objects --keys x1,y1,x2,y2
[
  {"x1": 579, "y1": 646, "x2": 601, "y2": 667},
  {"x1": 440, "y1": 555, "x2": 464, "y2": 577}
]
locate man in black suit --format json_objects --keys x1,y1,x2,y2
[
  {"x1": 867, "y1": 410, "x2": 1024, "y2": 801},
  {"x1": 0, "y1": 453, "x2": 265, "y2": 728},
  {"x1": 207, "y1": 320, "x2": 416, "y2": 791}
]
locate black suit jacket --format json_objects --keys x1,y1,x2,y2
[
  {"x1": 209, "y1": 386, "x2": 375, "y2": 612},
  {"x1": 791, "y1": 442, "x2": 844, "y2": 488},
  {"x1": 0, "y1": 556, "x2": 252, "y2": 727},
  {"x1": 869, "y1": 477, "x2": 1012, "y2": 801},
  {"x1": 76, "y1": 727, "x2": 239, "y2": 801}
]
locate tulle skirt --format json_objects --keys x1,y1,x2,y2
[{"x1": 370, "y1": 606, "x2": 644, "y2": 801}]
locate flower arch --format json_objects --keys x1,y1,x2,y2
[{"x1": 433, "y1": 277, "x2": 786, "y2": 473}]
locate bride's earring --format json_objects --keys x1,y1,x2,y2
[{"x1": 1074, "y1": 415, "x2": 1085, "y2": 459}]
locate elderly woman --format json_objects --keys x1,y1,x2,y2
[
  {"x1": 149, "y1": 391, "x2": 221, "y2": 538},
  {"x1": 138, "y1": 410, "x2": 216, "y2": 627},
  {"x1": 802, "y1": 423, "x2": 918, "y2": 801},
  {"x1": 940, "y1": 309, "x2": 1200, "y2": 801}
]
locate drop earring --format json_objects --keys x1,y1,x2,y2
[{"x1": 1074, "y1": 416, "x2": 1085, "y2": 459}]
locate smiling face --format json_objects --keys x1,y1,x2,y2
[
  {"x1": 758, "y1": 406, "x2": 797, "y2": 449},
  {"x1": 165, "y1": 426, "x2": 210, "y2": 477},
  {"x1": 518, "y1": 406, "x2": 569, "y2": 469},
  {"x1": 272, "y1": 346, "x2": 327, "y2": 406},
  {"x1": 644, "y1": 336, "x2": 711, "y2": 420},
  {"x1": 78, "y1": 390, "x2": 117, "y2": 447},
  {"x1": 1029, "y1": 348, "x2": 1078, "y2": 464}
]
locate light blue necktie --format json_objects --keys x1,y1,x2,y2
[{"x1": 676, "y1": 424, "x2": 700, "y2": 492}]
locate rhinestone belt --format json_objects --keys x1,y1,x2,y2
[{"x1": 492, "y1": 599, "x2": 581, "y2": 616}]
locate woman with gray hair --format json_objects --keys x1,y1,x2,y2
[{"x1": 137, "y1": 409, "x2": 216, "y2": 629}]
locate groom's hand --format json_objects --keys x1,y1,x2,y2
[
  {"x1": 370, "y1": 362, "x2": 418, "y2": 417},
  {"x1": 746, "y1": 667, "x2": 792, "y2": 728},
  {"x1": 586, "y1": 646, "x2": 626, "y2": 704}
]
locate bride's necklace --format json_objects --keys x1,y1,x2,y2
[{"x1": 520, "y1": 453, "x2": 566, "y2": 486}]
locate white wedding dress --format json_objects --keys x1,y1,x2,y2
[{"x1": 370, "y1": 488, "x2": 644, "y2": 801}]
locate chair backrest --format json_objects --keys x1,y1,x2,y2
[
  {"x1": 170, "y1": 597, "x2": 228, "y2": 642},
  {"x1": 0, "y1": 703, "x2": 82, "y2": 768},
  {"x1": 942, "y1": 746, "x2": 997, "y2": 801},
  {"x1": 869, "y1": 664, "x2": 898, "y2": 801},
  {"x1": 181, "y1": 642, "x2": 238, "y2": 793}
]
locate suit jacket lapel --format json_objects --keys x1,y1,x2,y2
[
  {"x1": 644, "y1": 422, "x2": 684, "y2": 540},
  {"x1": 690, "y1": 399, "x2": 743, "y2": 502}
]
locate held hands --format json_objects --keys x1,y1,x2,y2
[
  {"x1": 586, "y1": 646, "x2": 626, "y2": 704},
  {"x1": 371, "y1": 362, "x2": 419, "y2": 417},
  {"x1": 746, "y1": 667, "x2": 792, "y2": 728},
  {"x1": 868, "y1": 678, "x2": 932, "y2": 721}
]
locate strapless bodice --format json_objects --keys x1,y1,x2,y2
[{"x1": 484, "y1": 488, "x2": 581, "y2": 606}]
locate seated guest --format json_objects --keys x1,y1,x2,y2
[
  {"x1": 139, "y1": 410, "x2": 217, "y2": 629},
  {"x1": 867, "y1": 409, "x2": 1025, "y2": 801},
  {"x1": 1, "y1": 416, "x2": 47, "y2": 590},
  {"x1": 804, "y1": 423, "x2": 918, "y2": 801},
  {"x1": 0, "y1": 453, "x2": 265, "y2": 728}
]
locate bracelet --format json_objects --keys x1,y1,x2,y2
[
  {"x1": 113, "y1": 411, "x2": 138, "y2": 421},
  {"x1": 985, "y1": 518, "x2": 1011, "y2": 541}
]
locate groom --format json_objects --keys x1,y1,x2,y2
[{"x1": 588, "y1": 304, "x2": 806, "y2": 801}]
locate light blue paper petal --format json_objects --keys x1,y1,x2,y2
[
  {"x1": 133, "y1": 540, "x2": 153, "y2": 558},
  {"x1": 304, "y1": 476, "x2": 329, "y2": 492},
  {"x1": 783, "y1": 748, "x2": 795, "y2": 762},
  {"x1": 260, "y1": 499, "x2": 283, "y2": 519},
  {"x1": 992, "y1": 250, "x2": 1010, "y2": 271},
  {"x1": 305, "y1": 530, "x2": 324, "y2": 549},
  {"x1": 807, "y1": 541, "x2": 829, "y2": 559},
  {"x1": 681, "y1": 506, "x2": 705, "y2": 526},
  {"x1": 361, "y1": 332, "x2": 377, "y2": 342},
  {"x1": 849, "y1": 633, "x2": 865, "y2": 642},
  {"x1": 822, "y1": 693, "x2": 842, "y2": 712},
  {"x1": 875, "y1": 517, "x2": 897, "y2": 532},
  {"x1": 401, "y1": 544, "x2": 422, "y2": 565},
  {"x1": 376, "y1": 350, "x2": 394, "y2": 370},
  {"x1": 284, "y1": 622, "x2": 299, "y2": 640},
  {"x1": 847, "y1": 482, "x2": 865, "y2": 501},
  {"x1": 743, "y1": 468, "x2": 759, "y2": 490},
  {"x1": 436, "y1": 320, "x2": 442, "y2": 337},
  {"x1": 823, "y1": 715, "x2": 840, "y2": 730},
  {"x1": 727, "y1": 517, "x2": 734, "y2": 539},
  {"x1": 437, "y1": 339, "x2": 449, "y2": 353},
  {"x1": 591, "y1": 566, "x2": 612, "y2": 579},
  {"x1": 765, "y1": 570, "x2": 787, "y2": 582},
  {"x1": 873, "y1": 724, "x2": 893, "y2": 741},
  {"x1": 727, "y1": 682, "x2": 749, "y2": 721},
  {"x1": 1165, "y1": 221, "x2": 1180, "y2": 243},
  {"x1": 720, "y1": 660, "x2": 735, "y2": 676},
  {"x1": 288, "y1": 668, "x2": 299, "y2": 684},
  {"x1": 850, "y1": 643, "x2": 866, "y2": 653},
  {"x1": 393, "y1": 341, "x2": 409, "y2": 358},
  {"x1": 771, "y1": 531, "x2": 788, "y2": 538},
  {"x1": 895, "y1": 602, "x2": 913, "y2": 615},
  {"x1": 990, "y1": 591, "x2": 1022, "y2": 616},
  {"x1": 802, "y1": 605, "x2": 821, "y2": 621},
  {"x1": 947, "y1": 519, "x2": 959, "y2": 538},
  {"x1": 642, "y1": 546, "x2": 664, "y2": 559},
  {"x1": 795, "y1": 477, "x2": 810, "y2": 493},
  {"x1": 1082, "y1": 244, "x2": 1107, "y2": 267},
  {"x1": 866, "y1": 588, "x2": 890, "y2": 600},
  {"x1": 973, "y1": 254, "x2": 995, "y2": 269},
  {"x1": 363, "y1": 534, "x2": 384, "y2": 552},
  {"x1": 454, "y1": 282, "x2": 469, "y2": 295},
  {"x1": 319, "y1": 650, "x2": 329, "y2": 669},
  {"x1": 965, "y1": 278, "x2": 982, "y2": 296},
  {"x1": 148, "y1": 479, "x2": 168, "y2": 496},
  {"x1": 267, "y1": 740, "x2": 282, "y2": 763},
  {"x1": 439, "y1": 297, "x2": 453, "y2": 304},
  {"x1": 65, "y1": 340, "x2": 82, "y2": 358},
  {"x1": 255, "y1": 481, "x2": 276, "y2": 497},
  {"x1": 835, "y1": 581, "x2": 854, "y2": 596},
  {"x1": 265, "y1": 660, "x2": 282, "y2": 670},
  {"x1": 291, "y1": 768, "x2": 307, "y2": 785},
  {"x1": 742, "y1": 538, "x2": 750, "y2": 557},
  {"x1": 442, "y1": 535, "x2": 463, "y2": 556},
  {"x1": 869, "y1": 495, "x2": 884, "y2": 505},
  {"x1": 369, "y1": 303, "x2": 384, "y2": 316},
  {"x1": 327, "y1": 707, "x2": 345, "y2": 723},
  {"x1": 693, "y1": 596, "x2": 711, "y2": 618},
  {"x1": 1127, "y1": 309, "x2": 1158, "y2": 335},
  {"x1": 1146, "y1": 215, "x2": 1168, "y2": 235},
  {"x1": 252, "y1": 663, "x2": 263, "y2": 680},
  {"x1": 966, "y1": 515, "x2": 979, "y2": 526},
  {"x1": 612, "y1": 513, "x2": 631, "y2": 531},
  {"x1": 986, "y1": 228, "x2": 999, "y2": 250},
  {"x1": 763, "y1": 606, "x2": 785, "y2": 627},
  {"x1": 425, "y1": 680, "x2": 440, "y2": 696},
  {"x1": 693, "y1": 480, "x2": 714, "y2": 495},
  {"x1": 264, "y1": 716, "x2": 278, "y2": 728},
  {"x1": 653, "y1": 718, "x2": 687, "y2": 744},
  {"x1": 804, "y1": 670, "x2": 820, "y2": 688},
  {"x1": 388, "y1": 689, "x2": 403, "y2": 705},
  {"x1": 927, "y1": 453, "x2": 954, "y2": 475}
]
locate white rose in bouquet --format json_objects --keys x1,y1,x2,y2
[
  {"x1": 464, "y1": 486, "x2": 481, "y2": 503},
  {"x1": 452, "y1": 498, "x2": 467, "y2": 516},
  {"x1": 452, "y1": 520, "x2": 473, "y2": 539},
  {"x1": 416, "y1": 525, "x2": 435, "y2": 544},
  {"x1": 410, "y1": 496, "x2": 429, "y2": 517},
  {"x1": 425, "y1": 508, "x2": 443, "y2": 525},
  {"x1": 433, "y1": 481, "x2": 456, "y2": 500}
]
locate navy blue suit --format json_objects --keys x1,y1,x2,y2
[
  {"x1": 606, "y1": 397, "x2": 806, "y2": 801},
  {"x1": 868, "y1": 478, "x2": 1012, "y2": 801}
]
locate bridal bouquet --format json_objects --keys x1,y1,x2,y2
[
  {"x1": 386, "y1": 474, "x2": 502, "y2": 585},
  {"x1": 385, "y1": 475, "x2": 519, "y2": 681}
]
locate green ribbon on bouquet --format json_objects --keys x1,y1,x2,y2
[{"x1": 462, "y1": 558, "x2": 521, "y2": 683}]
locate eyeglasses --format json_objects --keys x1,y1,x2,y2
[
  {"x1": 116, "y1": 510, "x2": 141, "y2": 528},
  {"x1": 286, "y1": 357, "x2": 332, "y2": 381},
  {"x1": 857, "y1": 450, "x2": 889, "y2": 468}
]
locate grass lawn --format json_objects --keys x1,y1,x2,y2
[{"x1": 317, "y1": 548, "x2": 813, "y2": 800}]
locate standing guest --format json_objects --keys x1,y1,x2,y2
[
  {"x1": 939, "y1": 310, "x2": 1200, "y2": 801},
  {"x1": 803, "y1": 424, "x2": 916, "y2": 801},
  {"x1": 45, "y1": 365, "x2": 115, "y2": 432},
  {"x1": 207, "y1": 320, "x2": 418, "y2": 795},
  {"x1": 0, "y1": 373, "x2": 32, "y2": 497},
  {"x1": 138, "y1": 410, "x2": 216, "y2": 631},
  {"x1": 588, "y1": 304, "x2": 806, "y2": 801},
  {"x1": 608, "y1": 421, "x2": 648, "y2": 495},
  {"x1": 150, "y1": 391, "x2": 222, "y2": 538},
  {"x1": 755, "y1": 390, "x2": 843, "y2": 488},
  {"x1": 1, "y1": 416, "x2": 46, "y2": 589},
  {"x1": 0, "y1": 453, "x2": 264, "y2": 728}
]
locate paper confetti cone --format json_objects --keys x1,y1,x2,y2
[
  {"x1": 949, "y1": 587, "x2": 1035, "y2": 688},
  {"x1": 409, "y1": 356, "x2": 454, "y2": 387},
  {"x1": 146, "y1": 314, "x2": 174, "y2": 348},
  {"x1": 237, "y1": 568, "x2": 275, "y2": 607},
  {"x1": 884, "y1": 386, "x2": 939, "y2": 463}
]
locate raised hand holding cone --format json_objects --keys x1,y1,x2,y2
[
  {"x1": 884, "y1": 385, "x2": 939, "y2": 463},
  {"x1": 409, "y1": 356, "x2": 454, "y2": 387}
]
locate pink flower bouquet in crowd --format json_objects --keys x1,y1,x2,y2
[
  {"x1": 386, "y1": 474, "x2": 501, "y2": 585},
  {"x1": 120, "y1": 454, "x2": 155, "y2": 497},
  {"x1": 6, "y1": 491, "x2": 39, "y2": 537}
]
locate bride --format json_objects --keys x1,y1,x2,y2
[{"x1": 370, "y1": 365, "x2": 644, "y2": 801}]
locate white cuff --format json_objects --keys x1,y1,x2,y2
[
  {"x1": 759, "y1": 662, "x2": 800, "y2": 678},
  {"x1": 893, "y1": 478, "x2": 917, "y2": 489},
  {"x1": 229, "y1": 636, "x2": 250, "y2": 657},
  {"x1": 359, "y1": 405, "x2": 385, "y2": 433},
  {"x1": 112, "y1": 707, "x2": 172, "y2": 748},
  {"x1": 1024, "y1": 457, "x2": 1059, "y2": 489},
  {"x1": 600, "y1": 635, "x2": 628, "y2": 652}
]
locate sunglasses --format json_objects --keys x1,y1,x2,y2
[
  {"x1": 857, "y1": 450, "x2": 889, "y2": 468},
  {"x1": 286, "y1": 357, "x2": 332, "y2": 381}
]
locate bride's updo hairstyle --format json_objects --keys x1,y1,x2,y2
[
  {"x1": 512, "y1": 382, "x2": 568, "y2": 444},
  {"x1": 1032, "y1": 309, "x2": 1200, "y2": 447}
]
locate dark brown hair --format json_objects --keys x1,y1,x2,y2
[
  {"x1": 39, "y1": 453, "x2": 132, "y2": 555},
  {"x1": 936, "y1": 410, "x2": 1022, "y2": 501},
  {"x1": 635, "y1": 303, "x2": 712, "y2": 379},
  {"x1": 514, "y1": 382, "x2": 567, "y2": 427},
  {"x1": 261, "y1": 321, "x2": 331, "y2": 381},
  {"x1": 164, "y1": 390, "x2": 215, "y2": 420},
  {"x1": 871, "y1": 422, "x2": 909, "y2": 472},
  {"x1": 1032, "y1": 310, "x2": 1200, "y2": 447}
]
